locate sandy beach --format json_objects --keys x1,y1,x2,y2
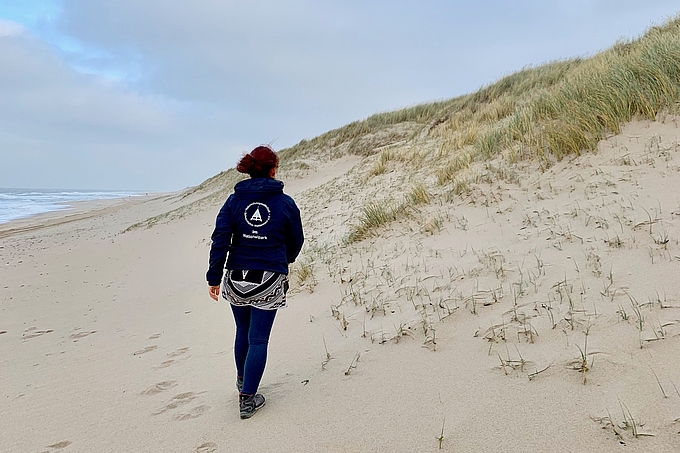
[{"x1": 2, "y1": 118, "x2": 680, "y2": 452}]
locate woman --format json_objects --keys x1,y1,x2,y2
[{"x1": 207, "y1": 145, "x2": 304, "y2": 419}]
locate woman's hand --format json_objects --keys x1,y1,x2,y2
[{"x1": 208, "y1": 285, "x2": 220, "y2": 301}]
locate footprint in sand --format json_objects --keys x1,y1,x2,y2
[
  {"x1": 174, "y1": 404, "x2": 212, "y2": 420},
  {"x1": 41, "y1": 440, "x2": 72, "y2": 452},
  {"x1": 151, "y1": 391, "x2": 205, "y2": 416},
  {"x1": 167, "y1": 347, "x2": 189, "y2": 358},
  {"x1": 196, "y1": 442, "x2": 218, "y2": 453},
  {"x1": 140, "y1": 380, "x2": 178, "y2": 396},
  {"x1": 133, "y1": 345, "x2": 158, "y2": 356},
  {"x1": 148, "y1": 333, "x2": 162, "y2": 340},
  {"x1": 69, "y1": 330, "x2": 97, "y2": 340},
  {"x1": 22, "y1": 327, "x2": 54, "y2": 340},
  {"x1": 155, "y1": 348, "x2": 191, "y2": 368},
  {"x1": 156, "y1": 359, "x2": 176, "y2": 369}
]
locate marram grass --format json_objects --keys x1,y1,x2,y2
[
  {"x1": 485, "y1": 16, "x2": 680, "y2": 162},
  {"x1": 347, "y1": 202, "x2": 401, "y2": 243}
]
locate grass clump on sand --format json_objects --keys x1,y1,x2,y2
[
  {"x1": 347, "y1": 184, "x2": 433, "y2": 243},
  {"x1": 347, "y1": 202, "x2": 403, "y2": 243}
]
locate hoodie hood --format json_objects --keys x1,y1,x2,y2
[{"x1": 233, "y1": 177, "x2": 284, "y2": 194}]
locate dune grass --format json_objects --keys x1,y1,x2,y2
[
  {"x1": 289, "y1": 15, "x2": 680, "y2": 180},
  {"x1": 346, "y1": 183, "x2": 434, "y2": 243},
  {"x1": 459, "y1": 16, "x2": 680, "y2": 165},
  {"x1": 346, "y1": 202, "x2": 403, "y2": 243}
]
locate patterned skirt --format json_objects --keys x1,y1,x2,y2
[{"x1": 221, "y1": 269, "x2": 288, "y2": 310}]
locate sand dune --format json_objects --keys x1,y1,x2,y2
[{"x1": 2, "y1": 118, "x2": 680, "y2": 452}]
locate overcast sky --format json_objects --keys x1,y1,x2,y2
[{"x1": 1, "y1": 1, "x2": 679, "y2": 190}]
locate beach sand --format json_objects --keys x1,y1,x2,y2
[{"x1": 2, "y1": 118, "x2": 680, "y2": 452}]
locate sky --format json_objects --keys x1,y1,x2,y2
[{"x1": 1, "y1": 1, "x2": 679, "y2": 191}]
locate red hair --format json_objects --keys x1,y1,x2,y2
[{"x1": 236, "y1": 145, "x2": 279, "y2": 178}]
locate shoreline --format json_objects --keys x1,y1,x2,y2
[{"x1": 0, "y1": 193, "x2": 169, "y2": 240}]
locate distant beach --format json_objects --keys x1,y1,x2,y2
[{"x1": 0, "y1": 188, "x2": 148, "y2": 224}]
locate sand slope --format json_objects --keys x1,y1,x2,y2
[{"x1": 2, "y1": 119, "x2": 680, "y2": 452}]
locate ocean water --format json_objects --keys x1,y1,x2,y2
[{"x1": 0, "y1": 188, "x2": 147, "y2": 224}]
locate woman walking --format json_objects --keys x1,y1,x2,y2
[{"x1": 207, "y1": 145, "x2": 304, "y2": 419}]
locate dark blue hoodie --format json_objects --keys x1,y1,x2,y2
[{"x1": 206, "y1": 178, "x2": 304, "y2": 286}]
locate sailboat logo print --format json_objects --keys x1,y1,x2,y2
[{"x1": 244, "y1": 202, "x2": 271, "y2": 227}]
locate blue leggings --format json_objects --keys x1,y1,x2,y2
[{"x1": 230, "y1": 304, "x2": 277, "y2": 395}]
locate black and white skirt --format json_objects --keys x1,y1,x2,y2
[{"x1": 221, "y1": 269, "x2": 289, "y2": 310}]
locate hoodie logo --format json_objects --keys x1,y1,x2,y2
[{"x1": 244, "y1": 202, "x2": 271, "y2": 228}]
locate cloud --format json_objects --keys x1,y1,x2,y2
[
  {"x1": 0, "y1": 19, "x2": 23, "y2": 37},
  {"x1": 0, "y1": 24, "x2": 238, "y2": 190},
  {"x1": 56, "y1": 1, "x2": 680, "y2": 121}
]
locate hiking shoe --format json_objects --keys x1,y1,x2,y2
[
  {"x1": 239, "y1": 393, "x2": 265, "y2": 419},
  {"x1": 236, "y1": 376, "x2": 243, "y2": 392}
]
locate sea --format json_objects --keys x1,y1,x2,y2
[{"x1": 0, "y1": 188, "x2": 148, "y2": 224}]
